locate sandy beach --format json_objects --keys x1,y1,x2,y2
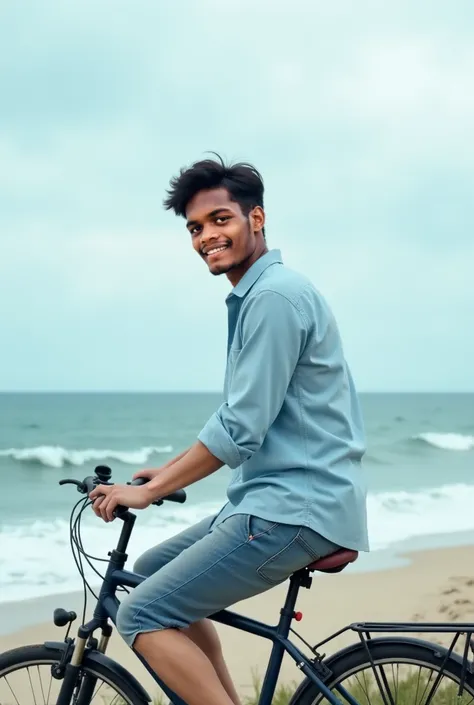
[{"x1": 1, "y1": 543, "x2": 474, "y2": 700}]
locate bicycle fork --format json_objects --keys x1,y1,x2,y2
[{"x1": 55, "y1": 623, "x2": 113, "y2": 705}]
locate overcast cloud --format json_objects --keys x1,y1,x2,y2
[{"x1": 1, "y1": 1, "x2": 473, "y2": 392}]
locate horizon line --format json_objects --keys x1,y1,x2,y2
[{"x1": 0, "y1": 389, "x2": 473, "y2": 395}]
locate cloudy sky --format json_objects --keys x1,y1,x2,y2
[{"x1": 1, "y1": 1, "x2": 473, "y2": 392}]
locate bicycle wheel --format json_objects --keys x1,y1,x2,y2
[
  {"x1": 291, "y1": 638, "x2": 474, "y2": 705},
  {"x1": 0, "y1": 643, "x2": 148, "y2": 705}
]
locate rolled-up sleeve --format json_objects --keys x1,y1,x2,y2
[{"x1": 198, "y1": 290, "x2": 308, "y2": 468}]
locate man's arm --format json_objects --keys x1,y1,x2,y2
[
  {"x1": 132, "y1": 446, "x2": 192, "y2": 481},
  {"x1": 146, "y1": 441, "x2": 223, "y2": 500},
  {"x1": 197, "y1": 290, "x2": 307, "y2": 468},
  {"x1": 161, "y1": 447, "x2": 191, "y2": 470},
  {"x1": 144, "y1": 290, "x2": 307, "y2": 501},
  {"x1": 145, "y1": 290, "x2": 307, "y2": 501}
]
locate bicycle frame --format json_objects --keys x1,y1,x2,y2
[
  {"x1": 57, "y1": 506, "x2": 474, "y2": 705},
  {"x1": 59, "y1": 509, "x2": 356, "y2": 705}
]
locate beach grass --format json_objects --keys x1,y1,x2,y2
[{"x1": 146, "y1": 667, "x2": 472, "y2": 705}]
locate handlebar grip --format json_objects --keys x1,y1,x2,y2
[
  {"x1": 130, "y1": 477, "x2": 187, "y2": 503},
  {"x1": 163, "y1": 489, "x2": 187, "y2": 504},
  {"x1": 129, "y1": 477, "x2": 149, "y2": 487}
]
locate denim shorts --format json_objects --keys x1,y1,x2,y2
[{"x1": 116, "y1": 513, "x2": 340, "y2": 647}]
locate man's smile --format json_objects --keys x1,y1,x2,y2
[{"x1": 203, "y1": 243, "x2": 231, "y2": 258}]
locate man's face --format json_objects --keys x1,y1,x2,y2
[{"x1": 186, "y1": 188, "x2": 259, "y2": 277}]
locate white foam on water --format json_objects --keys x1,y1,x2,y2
[
  {"x1": 415, "y1": 432, "x2": 474, "y2": 452},
  {"x1": 2, "y1": 482, "x2": 474, "y2": 603},
  {"x1": 0, "y1": 501, "x2": 222, "y2": 603},
  {"x1": 1, "y1": 433, "x2": 472, "y2": 471},
  {"x1": 0, "y1": 445, "x2": 173, "y2": 468},
  {"x1": 367, "y1": 482, "x2": 474, "y2": 550}
]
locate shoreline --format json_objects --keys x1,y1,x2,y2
[
  {"x1": 2, "y1": 542, "x2": 474, "y2": 698},
  {"x1": 3, "y1": 527, "x2": 474, "y2": 637}
]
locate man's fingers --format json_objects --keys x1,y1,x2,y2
[
  {"x1": 92, "y1": 496, "x2": 105, "y2": 517},
  {"x1": 99, "y1": 495, "x2": 110, "y2": 522},
  {"x1": 95, "y1": 494, "x2": 116, "y2": 522},
  {"x1": 92, "y1": 493, "x2": 112, "y2": 522},
  {"x1": 90, "y1": 485, "x2": 123, "y2": 522},
  {"x1": 106, "y1": 496, "x2": 117, "y2": 522},
  {"x1": 90, "y1": 484, "x2": 109, "y2": 500},
  {"x1": 90, "y1": 485, "x2": 111, "y2": 521},
  {"x1": 99, "y1": 495, "x2": 115, "y2": 522}
]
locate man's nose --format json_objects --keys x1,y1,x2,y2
[{"x1": 200, "y1": 226, "x2": 219, "y2": 245}]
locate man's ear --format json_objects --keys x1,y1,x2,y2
[{"x1": 250, "y1": 206, "x2": 265, "y2": 233}]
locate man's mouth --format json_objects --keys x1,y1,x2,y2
[{"x1": 204, "y1": 244, "x2": 230, "y2": 257}]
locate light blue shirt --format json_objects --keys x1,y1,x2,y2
[{"x1": 198, "y1": 249, "x2": 369, "y2": 552}]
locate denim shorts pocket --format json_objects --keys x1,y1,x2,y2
[
  {"x1": 256, "y1": 526, "x2": 338, "y2": 586},
  {"x1": 296, "y1": 526, "x2": 336, "y2": 561},
  {"x1": 247, "y1": 515, "x2": 279, "y2": 542}
]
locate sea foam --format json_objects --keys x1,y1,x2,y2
[
  {"x1": 2, "y1": 482, "x2": 474, "y2": 603},
  {"x1": 414, "y1": 432, "x2": 474, "y2": 452},
  {"x1": 0, "y1": 445, "x2": 173, "y2": 468}
]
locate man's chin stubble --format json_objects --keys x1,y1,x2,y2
[
  {"x1": 208, "y1": 259, "x2": 239, "y2": 276},
  {"x1": 209, "y1": 264, "x2": 233, "y2": 276},
  {"x1": 208, "y1": 253, "x2": 250, "y2": 276}
]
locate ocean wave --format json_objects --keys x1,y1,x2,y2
[
  {"x1": 3, "y1": 482, "x2": 474, "y2": 603},
  {"x1": 0, "y1": 500, "x2": 222, "y2": 603},
  {"x1": 414, "y1": 432, "x2": 474, "y2": 452},
  {"x1": 0, "y1": 445, "x2": 173, "y2": 468},
  {"x1": 367, "y1": 482, "x2": 474, "y2": 550}
]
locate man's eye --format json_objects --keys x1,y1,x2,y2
[{"x1": 215, "y1": 216, "x2": 230, "y2": 224}]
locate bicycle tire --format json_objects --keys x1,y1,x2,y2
[
  {"x1": 290, "y1": 637, "x2": 474, "y2": 705},
  {"x1": 0, "y1": 643, "x2": 149, "y2": 705}
]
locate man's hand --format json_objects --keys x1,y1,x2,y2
[
  {"x1": 131, "y1": 447, "x2": 192, "y2": 482},
  {"x1": 89, "y1": 484, "x2": 153, "y2": 523},
  {"x1": 132, "y1": 468, "x2": 159, "y2": 481}
]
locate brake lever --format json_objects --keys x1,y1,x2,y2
[
  {"x1": 58, "y1": 476, "x2": 104, "y2": 496},
  {"x1": 59, "y1": 478, "x2": 87, "y2": 493}
]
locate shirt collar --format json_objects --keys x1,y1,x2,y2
[{"x1": 228, "y1": 249, "x2": 283, "y2": 300}]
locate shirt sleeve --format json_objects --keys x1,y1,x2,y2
[{"x1": 198, "y1": 290, "x2": 308, "y2": 468}]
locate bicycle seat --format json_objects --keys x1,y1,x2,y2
[{"x1": 307, "y1": 548, "x2": 358, "y2": 574}]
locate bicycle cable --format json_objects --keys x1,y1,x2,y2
[
  {"x1": 74, "y1": 500, "x2": 130, "y2": 593},
  {"x1": 72, "y1": 502, "x2": 101, "y2": 585},
  {"x1": 68, "y1": 496, "x2": 94, "y2": 624},
  {"x1": 69, "y1": 499, "x2": 130, "y2": 626}
]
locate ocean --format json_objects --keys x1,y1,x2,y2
[{"x1": 1, "y1": 392, "x2": 473, "y2": 604}]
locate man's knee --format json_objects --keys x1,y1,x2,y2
[
  {"x1": 133, "y1": 543, "x2": 171, "y2": 577},
  {"x1": 116, "y1": 587, "x2": 188, "y2": 646},
  {"x1": 133, "y1": 551, "x2": 154, "y2": 578},
  {"x1": 116, "y1": 592, "x2": 141, "y2": 646},
  {"x1": 116, "y1": 592, "x2": 167, "y2": 646}
]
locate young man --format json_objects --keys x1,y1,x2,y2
[{"x1": 90, "y1": 156, "x2": 369, "y2": 705}]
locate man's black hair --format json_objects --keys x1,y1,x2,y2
[{"x1": 163, "y1": 153, "x2": 265, "y2": 233}]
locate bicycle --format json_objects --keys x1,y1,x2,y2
[{"x1": 1, "y1": 464, "x2": 474, "y2": 705}]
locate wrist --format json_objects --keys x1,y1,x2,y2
[{"x1": 145, "y1": 478, "x2": 164, "y2": 502}]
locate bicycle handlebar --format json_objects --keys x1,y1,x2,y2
[
  {"x1": 59, "y1": 465, "x2": 187, "y2": 511},
  {"x1": 128, "y1": 476, "x2": 186, "y2": 504}
]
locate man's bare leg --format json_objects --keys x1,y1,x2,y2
[
  {"x1": 135, "y1": 628, "x2": 237, "y2": 705},
  {"x1": 184, "y1": 620, "x2": 240, "y2": 705}
]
